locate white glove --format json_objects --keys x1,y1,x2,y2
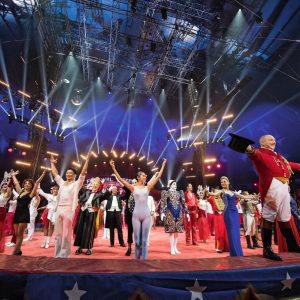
[
  {"x1": 161, "y1": 213, "x2": 166, "y2": 221},
  {"x1": 186, "y1": 214, "x2": 190, "y2": 222}
]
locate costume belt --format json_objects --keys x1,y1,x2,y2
[{"x1": 274, "y1": 177, "x2": 289, "y2": 184}]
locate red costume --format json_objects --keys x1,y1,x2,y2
[
  {"x1": 184, "y1": 191, "x2": 198, "y2": 245},
  {"x1": 248, "y1": 148, "x2": 300, "y2": 202}
]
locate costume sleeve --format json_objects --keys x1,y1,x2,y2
[
  {"x1": 128, "y1": 194, "x2": 135, "y2": 213},
  {"x1": 76, "y1": 175, "x2": 86, "y2": 190},
  {"x1": 37, "y1": 188, "x2": 52, "y2": 202},
  {"x1": 247, "y1": 148, "x2": 263, "y2": 162},
  {"x1": 160, "y1": 190, "x2": 167, "y2": 215},
  {"x1": 180, "y1": 190, "x2": 189, "y2": 214},
  {"x1": 289, "y1": 162, "x2": 300, "y2": 171},
  {"x1": 54, "y1": 175, "x2": 64, "y2": 187}
]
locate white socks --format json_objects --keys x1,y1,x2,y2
[
  {"x1": 41, "y1": 236, "x2": 47, "y2": 248},
  {"x1": 41, "y1": 236, "x2": 51, "y2": 248}
]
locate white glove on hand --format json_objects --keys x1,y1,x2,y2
[
  {"x1": 186, "y1": 214, "x2": 190, "y2": 222},
  {"x1": 161, "y1": 213, "x2": 166, "y2": 222}
]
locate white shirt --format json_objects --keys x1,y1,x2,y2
[
  {"x1": 37, "y1": 188, "x2": 58, "y2": 211},
  {"x1": 108, "y1": 196, "x2": 120, "y2": 211},
  {"x1": 81, "y1": 192, "x2": 95, "y2": 212},
  {"x1": 55, "y1": 174, "x2": 85, "y2": 213},
  {"x1": 200, "y1": 200, "x2": 213, "y2": 215},
  {"x1": 147, "y1": 196, "x2": 155, "y2": 214},
  {"x1": 0, "y1": 193, "x2": 9, "y2": 208}
]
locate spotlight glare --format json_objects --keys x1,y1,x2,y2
[
  {"x1": 112, "y1": 150, "x2": 118, "y2": 158},
  {"x1": 181, "y1": 125, "x2": 189, "y2": 130},
  {"x1": 151, "y1": 167, "x2": 158, "y2": 172},
  {"x1": 0, "y1": 80, "x2": 9, "y2": 87},
  {"x1": 139, "y1": 155, "x2": 145, "y2": 161},
  {"x1": 147, "y1": 160, "x2": 154, "y2": 165},
  {"x1": 168, "y1": 129, "x2": 176, "y2": 133},
  {"x1": 34, "y1": 123, "x2": 46, "y2": 130},
  {"x1": 120, "y1": 151, "x2": 126, "y2": 158},
  {"x1": 205, "y1": 173, "x2": 215, "y2": 177},
  {"x1": 182, "y1": 162, "x2": 193, "y2": 166},
  {"x1": 18, "y1": 90, "x2": 31, "y2": 98},
  {"x1": 16, "y1": 141, "x2": 32, "y2": 149},
  {"x1": 54, "y1": 109, "x2": 64, "y2": 115},
  {"x1": 217, "y1": 163, "x2": 221, "y2": 168},
  {"x1": 41, "y1": 166, "x2": 51, "y2": 171},
  {"x1": 222, "y1": 114, "x2": 234, "y2": 120},
  {"x1": 16, "y1": 160, "x2": 31, "y2": 167},
  {"x1": 91, "y1": 151, "x2": 98, "y2": 158},
  {"x1": 186, "y1": 175, "x2": 196, "y2": 178},
  {"x1": 129, "y1": 153, "x2": 136, "y2": 160},
  {"x1": 207, "y1": 118, "x2": 217, "y2": 124},
  {"x1": 193, "y1": 141, "x2": 204, "y2": 146},
  {"x1": 102, "y1": 150, "x2": 108, "y2": 157},
  {"x1": 80, "y1": 154, "x2": 87, "y2": 160},
  {"x1": 204, "y1": 158, "x2": 217, "y2": 163},
  {"x1": 72, "y1": 161, "x2": 81, "y2": 168},
  {"x1": 193, "y1": 122, "x2": 203, "y2": 127},
  {"x1": 46, "y1": 151, "x2": 59, "y2": 157}
]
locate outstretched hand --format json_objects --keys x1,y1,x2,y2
[
  {"x1": 109, "y1": 159, "x2": 115, "y2": 169},
  {"x1": 11, "y1": 170, "x2": 19, "y2": 176}
]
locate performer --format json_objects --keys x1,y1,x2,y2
[
  {"x1": 240, "y1": 191, "x2": 262, "y2": 249},
  {"x1": 110, "y1": 158, "x2": 166, "y2": 260},
  {"x1": 24, "y1": 195, "x2": 41, "y2": 241},
  {"x1": 198, "y1": 187, "x2": 214, "y2": 235},
  {"x1": 5, "y1": 189, "x2": 18, "y2": 247},
  {"x1": 74, "y1": 177, "x2": 102, "y2": 255},
  {"x1": 290, "y1": 192, "x2": 300, "y2": 235},
  {"x1": 208, "y1": 177, "x2": 256, "y2": 257},
  {"x1": 197, "y1": 197, "x2": 211, "y2": 243},
  {"x1": 0, "y1": 180, "x2": 12, "y2": 252},
  {"x1": 104, "y1": 186, "x2": 126, "y2": 248},
  {"x1": 11, "y1": 170, "x2": 46, "y2": 255},
  {"x1": 100, "y1": 199, "x2": 110, "y2": 240},
  {"x1": 50, "y1": 153, "x2": 91, "y2": 258},
  {"x1": 184, "y1": 183, "x2": 198, "y2": 246},
  {"x1": 147, "y1": 195, "x2": 156, "y2": 245},
  {"x1": 161, "y1": 180, "x2": 190, "y2": 255},
  {"x1": 207, "y1": 189, "x2": 228, "y2": 253},
  {"x1": 246, "y1": 134, "x2": 300, "y2": 260},
  {"x1": 37, "y1": 184, "x2": 59, "y2": 248}
]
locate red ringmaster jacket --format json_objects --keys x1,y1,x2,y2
[{"x1": 248, "y1": 147, "x2": 300, "y2": 202}]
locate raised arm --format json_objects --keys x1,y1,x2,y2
[
  {"x1": 147, "y1": 159, "x2": 167, "y2": 190},
  {"x1": 109, "y1": 160, "x2": 134, "y2": 192},
  {"x1": 50, "y1": 155, "x2": 59, "y2": 178},
  {"x1": 30, "y1": 170, "x2": 47, "y2": 198},
  {"x1": 11, "y1": 170, "x2": 21, "y2": 194},
  {"x1": 80, "y1": 152, "x2": 91, "y2": 176}
]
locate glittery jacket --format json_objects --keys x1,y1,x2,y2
[{"x1": 248, "y1": 147, "x2": 300, "y2": 202}]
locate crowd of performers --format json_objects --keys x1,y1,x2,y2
[{"x1": 0, "y1": 134, "x2": 300, "y2": 261}]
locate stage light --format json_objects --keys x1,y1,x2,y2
[
  {"x1": 72, "y1": 161, "x2": 81, "y2": 168},
  {"x1": 102, "y1": 150, "x2": 108, "y2": 157},
  {"x1": 34, "y1": 123, "x2": 46, "y2": 130},
  {"x1": 182, "y1": 162, "x2": 193, "y2": 166},
  {"x1": 254, "y1": 183, "x2": 258, "y2": 187},
  {"x1": 122, "y1": 161, "x2": 125, "y2": 164},
  {"x1": 7, "y1": 147, "x2": 13, "y2": 153},
  {"x1": 205, "y1": 173, "x2": 215, "y2": 177},
  {"x1": 41, "y1": 166, "x2": 51, "y2": 171},
  {"x1": 129, "y1": 153, "x2": 136, "y2": 160},
  {"x1": 94, "y1": 164, "x2": 98, "y2": 167},
  {"x1": 0, "y1": 80, "x2": 9, "y2": 87},
  {"x1": 139, "y1": 155, "x2": 145, "y2": 161},
  {"x1": 207, "y1": 165, "x2": 212, "y2": 170},
  {"x1": 147, "y1": 160, "x2": 154, "y2": 165},
  {"x1": 168, "y1": 129, "x2": 176, "y2": 133},
  {"x1": 193, "y1": 122, "x2": 203, "y2": 127},
  {"x1": 112, "y1": 150, "x2": 118, "y2": 158},
  {"x1": 18, "y1": 90, "x2": 31, "y2": 98},
  {"x1": 151, "y1": 167, "x2": 158, "y2": 172},
  {"x1": 193, "y1": 141, "x2": 204, "y2": 146},
  {"x1": 21, "y1": 151, "x2": 27, "y2": 156},
  {"x1": 204, "y1": 158, "x2": 217, "y2": 163},
  {"x1": 63, "y1": 78, "x2": 70, "y2": 84},
  {"x1": 222, "y1": 114, "x2": 234, "y2": 120},
  {"x1": 186, "y1": 175, "x2": 196, "y2": 178},
  {"x1": 91, "y1": 151, "x2": 98, "y2": 158},
  {"x1": 181, "y1": 125, "x2": 189, "y2": 130},
  {"x1": 68, "y1": 116, "x2": 77, "y2": 122},
  {"x1": 54, "y1": 109, "x2": 63, "y2": 115},
  {"x1": 190, "y1": 168, "x2": 193, "y2": 171},
  {"x1": 37, "y1": 100, "x2": 48, "y2": 107},
  {"x1": 16, "y1": 160, "x2": 31, "y2": 167},
  {"x1": 16, "y1": 141, "x2": 32, "y2": 149},
  {"x1": 130, "y1": 163, "x2": 133, "y2": 166},
  {"x1": 216, "y1": 164, "x2": 221, "y2": 168},
  {"x1": 103, "y1": 161, "x2": 106, "y2": 164},
  {"x1": 80, "y1": 154, "x2": 87, "y2": 160},
  {"x1": 207, "y1": 118, "x2": 217, "y2": 124},
  {"x1": 120, "y1": 151, "x2": 126, "y2": 158}
]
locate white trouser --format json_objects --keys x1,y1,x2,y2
[
  {"x1": 262, "y1": 178, "x2": 291, "y2": 223},
  {"x1": 27, "y1": 208, "x2": 38, "y2": 239},
  {"x1": 243, "y1": 213, "x2": 256, "y2": 236},
  {"x1": 54, "y1": 206, "x2": 73, "y2": 258}
]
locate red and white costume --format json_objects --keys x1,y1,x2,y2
[
  {"x1": 248, "y1": 147, "x2": 300, "y2": 222},
  {"x1": 183, "y1": 191, "x2": 198, "y2": 245}
]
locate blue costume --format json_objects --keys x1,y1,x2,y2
[
  {"x1": 132, "y1": 186, "x2": 151, "y2": 260},
  {"x1": 223, "y1": 191, "x2": 243, "y2": 256}
]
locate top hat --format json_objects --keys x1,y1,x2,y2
[{"x1": 228, "y1": 133, "x2": 255, "y2": 153}]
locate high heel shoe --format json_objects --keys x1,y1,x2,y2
[{"x1": 75, "y1": 248, "x2": 82, "y2": 255}]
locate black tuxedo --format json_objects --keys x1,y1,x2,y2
[{"x1": 104, "y1": 193, "x2": 125, "y2": 247}]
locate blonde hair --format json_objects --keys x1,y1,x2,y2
[{"x1": 220, "y1": 176, "x2": 229, "y2": 182}]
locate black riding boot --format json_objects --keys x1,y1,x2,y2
[
  {"x1": 262, "y1": 227, "x2": 282, "y2": 261},
  {"x1": 246, "y1": 235, "x2": 254, "y2": 249},
  {"x1": 252, "y1": 235, "x2": 262, "y2": 248},
  {"x1": 280, "y1": 227, "x2": 300, "y2": 253}
]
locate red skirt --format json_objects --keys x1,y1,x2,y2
[
  {"x1": 41, "y1": 208, "x2": 49, "y2": 225},
  {"x1": 277, "y1": 218, "x2": 300, "y2": 253},
  {"x1": 0, "y1": 208, "x2": 6, "y2": 253},
  {"x1": 214, "y1": 213, "x2": 229, "y2": 251},
  {"x1": 4, "y1": 212, "x2": 15, "y2": 236},
  {"x1": 197, "y1": 215, "x2": 210, "y2": 241}
]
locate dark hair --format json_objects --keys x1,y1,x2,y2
[
  {"x1": 22, "y1": 179, "x2": 35, "y2": 190},
  {"x1": 66, "y1": 168, "x2": 77, "y2": 175},
  {"x1": 137, "y1": 171, "x2": 146, "y2": 179},
  {"x1": 186, "y1": 183, "x2": 193, "y2": 189},
  {"x1": 50, "y1": 184, "x2": 59, "y2": 189}
]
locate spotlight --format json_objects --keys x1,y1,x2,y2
[
  {"x1": 71, "y1": 90, "x2": 82, "y2": 106},
  {"x1": 107, "y1": 86, "x2": 112, "y2": 95},
  {"x1": 62, "y1": 78, "x2": 70, "y2": 84},
  {"x1": 16, "y1": 160, "x2": 31, "y2": 167},
  {"x1": 57, "y1": 135, "x2": 65, "y2": 143},
  {"x1": 216, "y1": 164, "x2": 221, "y2": 169},
  {"x1": 161, "y1": 7, "x2": 167, "y2": 20},
  {"x1": 21, "y1": 151, "x2": 27, "y2": 156},
  {"x1": 207, "y1": 165, "x2": 211, "y2": 170},
  {"x1": 7, "y1": 147, "x2": 13, "y2": 153}
]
